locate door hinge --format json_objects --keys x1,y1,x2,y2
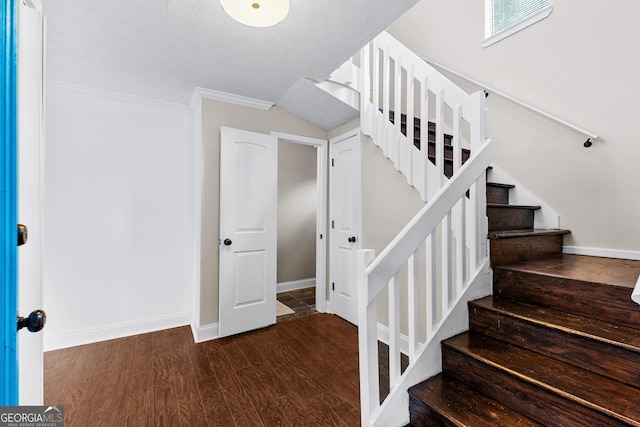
[
  {"x1": 332, "y1": 282, "x2": 335, "y2": 291},
  {"x1": 331, "y1": 158, "x2": 334, "y2": 167}
]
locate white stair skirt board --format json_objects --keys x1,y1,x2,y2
[
  {"x1": 277, "y1": 301, "x2": 295, "y2": 316},
  {"x1": 276, "y1": 278, "x2": 316, "y2": 293},
  {"x1": 563, "y1": 246, "x2": 640, "y2": 261},
  {"x1": 44, "y1": 312, "x2": 191, "y2": 351}
]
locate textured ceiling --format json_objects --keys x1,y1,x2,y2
[{"x1": 44, "y1": 0, "x2": 418, "y2": 130}]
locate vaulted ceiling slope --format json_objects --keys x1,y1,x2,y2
[{"x1": 44, "y1": 0, "x2": 419, "y2": 130}]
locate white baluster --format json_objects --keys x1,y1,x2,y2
[
  {"x1": 408, "y1": 250, "x2": 419, "y2": 359},
  {"x1": 360, "y1": 42, "x2": 371, "y2": 136},
  {"x1": 372, "y1": 40, "x2": 381, "y2": 148},
  {"x1": 389, "y1": 271, "x2": 401, "y2": 389},
  {"x1": 468, "y1": 182, "x2": 478, "y2": 270},
  {"x1": 425, "y1": 232, "x2": 436, "y2": 337},
  {"x1": 357, "y1": 250, "x2": 378, "y2": 427},
  {"x1": 442, "y1": 213, "x2": 452, "y2": 310},
  {"x1": 389, "y1": 53, "x2": 401, "y2": 169},
  {"x1": 404, "y1": 63, "x2": 415, "y2": 187},
  {"x1": 419, "y1": 77, "x2": 429, "y2": 200},
  {"x1": 435, "y1": 88, "x2": 445, "y2": 188},
  {"x1": 381, "y1": 46, "x2": 390, "y2": 157},
  {"x1": 452, "y1": 104, "x2": 462, "y2": 173},
  {"x1": 456, "y1": 196, "x2": 467, "y2": 296}
]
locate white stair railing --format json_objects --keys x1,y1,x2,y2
[{"x1": 356, "y1": 31, "x2": 492, "y2": 426}]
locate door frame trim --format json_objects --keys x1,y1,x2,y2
[
  {"x1": 271, "y1": 131, "x2": 328, "y2": 314},
  {"x1": 328, "y1": 128, "x2": 362, "y2": 318}
]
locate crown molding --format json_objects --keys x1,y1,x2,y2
[{"x1": 190, "y1": 87, "x2": 274, "y2": 112}]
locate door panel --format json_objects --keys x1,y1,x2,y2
[
  {"x1": 219, "y1": 127, "x2": 277, "y2": 338},
  {"x1": 233, "y1": 250, "x2": 267, "y2": 306},
  {"x1": 330, "y1": 131, "x2": 361, "y2": 325}
]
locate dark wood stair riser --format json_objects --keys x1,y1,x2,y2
[
  {"x1": 490, "y1": 234, "x2": 564, "y2": 266},
  {"x1": 493, "y1": 268, "x2": 640, "y2": 329},
  {"x1": 469, "y1": 301, "x2": 640, "y2": 388},
  {"x1": 409, "y1": 395, "x2": 457, "y2": 427},
  {"x1": 487, "y1": 206, "x2": 538, "y2": 231},
  {"x1": 486, "y1": 184, "x2": 511, "y2": 204},
  {"x1": 442, "y1": 344, "x2": 631, "y2": 427}
]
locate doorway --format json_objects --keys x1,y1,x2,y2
[
  {"x1": 217, "y1": 128, "x2": 328, "y2": 338},
  {"x1": 271, "y1": 132, "x2": 328, "y2": 315}
]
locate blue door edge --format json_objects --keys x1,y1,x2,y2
[{"x1": 1, "y1": 0, "x2": 18, "y2": 405}]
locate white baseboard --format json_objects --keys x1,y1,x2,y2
[
  {"x1": 563, "y1": 246, "x2": 640, "y2": 261},
  {"x1": 191, "y1": 322, "x2": 220, "y2": 343},
  {"x1": 377, "y1": 323, "x2": 410, "y2": 356},
  {"x1": 43, "y1": 313, "x2": 191, "y2": 351},
  {"x1": 277, "y1": 278, "x2": 315, "y2": 293}
]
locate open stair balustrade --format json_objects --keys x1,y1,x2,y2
[{"x1": 354, "y1": 31, "x2": 493, "y2": 427}]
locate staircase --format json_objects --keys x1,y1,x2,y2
[
  {"x1": 408, "y1": 174, "x2": 640, "y2": 426},
  {"x1": 347, "y1": 29, "x2": 640, "y2": 426}
]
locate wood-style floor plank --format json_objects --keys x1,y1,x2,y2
[
  {"x1": 123, "y1": 333, "x2": 154, "y2": 427},
  {"x1": 44, "y1": 313, "x2": 362, "y2": 426}
]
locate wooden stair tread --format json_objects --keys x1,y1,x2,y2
[
  {"x1": 409, "y1": 374, "x2": 544, "y2": 427},
  {"x1": 471, "y1": 296, "x2": 640, "y2": 351},
  {"x1": 497, "y1": 254, "x2": 640, "y2": 290},
  {"x1": 488, "y1": 229, "x2": 571, "y2": 240},
  {"x1": 487, "y1": 182, "x2": 515, "y2": 189},
  {"x1": 487, "y1": 203, "x2": 541, "y2": 210},
  {"x1": 444, "y1": 332, "x2": 640, "y2": 424}
]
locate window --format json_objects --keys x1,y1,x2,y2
[{"x1": 483, "y1": 0, "x2": 552, "y2": 47}]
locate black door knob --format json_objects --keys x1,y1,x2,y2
[
  {"x1": 348, "y1": 236, "x2": 357, "y2": 243},
  {"x1": 17, "y1": 310, "x2": 46, "y2": 333},
  {"x1": 223, "y1": 238, "x2": 232, "y2": 246},
  {"x1": 17, "y1": 224, "x2": 27, "y2": 246}
]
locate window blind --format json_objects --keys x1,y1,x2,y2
[{"x1": 491, "y1": 0, "x2": 550, "y2": 35}]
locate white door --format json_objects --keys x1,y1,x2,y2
[
  {"x1": 330, "y1": 130, "x2": 361, "y2": 325},
  {"x1": 18, "y1": 4, "x2": 45, "y2": 405},
  {"x1": 219, "y1": 127, "x2": 277, "y2": 338}
]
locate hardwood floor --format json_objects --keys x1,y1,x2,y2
[{"x1": 44, "y1": 314, "x2": 361, "y2": 426}]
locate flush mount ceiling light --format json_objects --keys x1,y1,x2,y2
[{"x1": 220, "y1": 0, "x2": 289, "y2": 28}]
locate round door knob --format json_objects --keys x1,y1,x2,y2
[
  {"x1": 17, "y1": 310, "x2": 46, "y2": 333},
  {"x1": 348, "y1": 236, "x2": 357, "y2": 243},
  {"x1": 223, "y1": 238, "x2": 232, "y2": 246}
]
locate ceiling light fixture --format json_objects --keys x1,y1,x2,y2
[{"x1": 220, "y1": 0, "x2": 289, "y2": 28}]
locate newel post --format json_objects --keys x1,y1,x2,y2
[{"x1": 357, "y1": 249, "x2": 378, "y2": 426}]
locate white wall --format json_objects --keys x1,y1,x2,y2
[
  {"x1": 389, "y1": 0, "x2": 640, "y2": 257},
  {"x1": 44, "y1": 82, "x2": 194, "y2": 350}
]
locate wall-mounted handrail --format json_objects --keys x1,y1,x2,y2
[{"x1": 423, "y1": 58, "x2": 600, "y2": 146}]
